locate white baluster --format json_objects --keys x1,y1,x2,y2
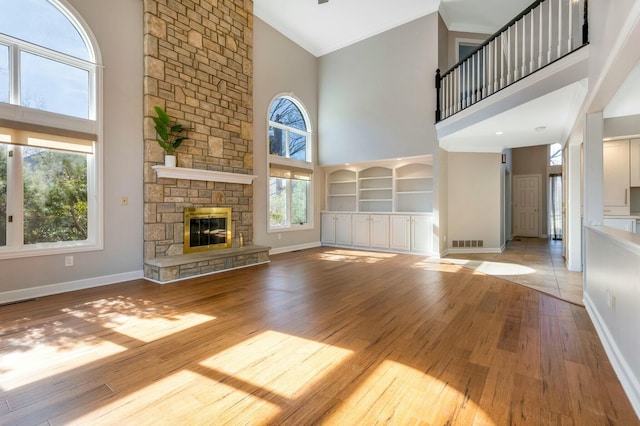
[
  {"x1": 514, "y1": 21, "x2": 519, "y2": 80},
  {"x1": 557, "y1": 0, "x2": 563, "y2": 58},
  {"x1": 568, "y1": 0, "x2": 573, "y2": 52},
  {"x1": 500, "y1": 33, "x2": 506, "y2": 89},
  {"x1": 522, "y1": 17, "x2": 527, "y2": 78},
  {"x1": 548, "y1": 0, "x2": 553, "y2": 63},
  {"x1": 530, "y1": 11, "x2": 535, "y2": 73},
  {"x1": 507, "y1": 27, "x2": 512, "y2": 85},
  {"x1": 539, "y1": 1, "x2": 544, "y2": 68}
]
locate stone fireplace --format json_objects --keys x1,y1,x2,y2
[{"x1": 142, "y1": 0, "x2": 269, "y2": 283}]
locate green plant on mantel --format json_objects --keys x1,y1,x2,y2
[{"x1": 152, "y1": 106, "x2": 188, "y2": 155}]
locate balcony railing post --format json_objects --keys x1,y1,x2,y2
[
  {"x1": 582, "y1": 0, "x2": 589, "y2": 44},
  {"x1": 435, "y1": 69, "x2": 441, "y2": 122}
]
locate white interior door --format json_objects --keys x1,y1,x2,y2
[{"x1": 513, "y1": 175, "x2": 540, "y2": 237}]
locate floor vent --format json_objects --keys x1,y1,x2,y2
[{"x1": 452, "y1": 240, "x2": 484, "y2": 248}]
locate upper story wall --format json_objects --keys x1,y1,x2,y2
[
  {"x1": 318, "y1": 14, "x2": 439, "y2": 165},
  {"x1": 253, "y1": 17, "x2": 321, "y2": 250}
]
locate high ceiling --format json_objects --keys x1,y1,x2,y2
[
  {"x1": 254, "y1": 0, "x2": 640, "y2": 153},
  {"x1": 254, "y1": 0, "x2": 532, "y2": 57}
]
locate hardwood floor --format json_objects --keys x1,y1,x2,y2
[{"x1": 1, "y1": 247, "x2": 637, "y2": 425}]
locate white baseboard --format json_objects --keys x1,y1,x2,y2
[
  {"x1": 0, "y1": 270, "x2": 144, "y2": 305},
  {"x1": 584, "y1": 293, "x2": 640, "y2": 419},
  {"x1": 269, "y1": 241, "x2": 321, "y2": 255}
]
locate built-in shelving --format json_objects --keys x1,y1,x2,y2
[{"x1": 324, "y1": 159, "x2": 433, "y2": 214}]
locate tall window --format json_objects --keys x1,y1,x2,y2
[
  {"x1": 0, "y1": 0, "x2": 100, "y2": 258},
  {"x1": 549, "y1": 142, "x2": 562, "y2": 166},
  {"x1": 268, "y1": 96, "x2": 313, "y2": 231}
]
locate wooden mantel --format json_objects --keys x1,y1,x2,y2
[{"x1": 152, "y1": 165, "x2": 257, "y2": 184}]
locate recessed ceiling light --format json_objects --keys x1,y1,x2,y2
[
  {"x1": 496, "y1": 131, "x2": 504, "y2": 135},
  {"x1": 535, "y1": 126, "x2": 547, "y2": 132},
  {"x1": 345, "y1": 163, "x2": 350, "y2": 166}
]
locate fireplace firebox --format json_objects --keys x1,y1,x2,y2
[{"x1": 184, "y1": 207, "x2": 232, "y2": 253}]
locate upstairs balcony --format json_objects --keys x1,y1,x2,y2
[{"x1": 435, "y1": 0, "x2": 590, "y2": 152}]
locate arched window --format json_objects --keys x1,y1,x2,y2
[
  {"x1": 0, "y1": 0, "x2": 101, "y2": 257},
  {"x1": 267, "y1": 96, "x2": 313, "y2": 231}
]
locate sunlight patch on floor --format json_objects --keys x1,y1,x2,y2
[
  {"x1": 199, "y1": 330, "x2": 353, "y2": 399},
  {"x1": 439, "y1": 258, "x2": 537, "y2": 276},
  {"x1": 316, "y1": 249, "x2": 396, "y2": 264},
  {"x1": 73, "y1": 369, "x2": 281, "y2": 425},
  {"x1": 0, "y1": 323, "x2": 126, "y2": 391},
  {"x1": 324, "y1": 360, "x2": 495, "y2": 425},
  {"x1": 62, "y1": 296, "x2": 216, "y2": 342}
]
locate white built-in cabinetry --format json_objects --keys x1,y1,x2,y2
[
  {"x1": 604, "y1": 140, "x2": 631, "y2": 215},
  {"x1": 353, "y1": 214, "x2": 389, "y2": 249},
  {"x1": 322, "y1": 158, "x2": 433, "y2": 254},
  {"x1": 321, "y1": 213, "x2": 353, "y2": 246},
  {"x1": 603, "y1": 139, "x2": 640, "y2": 215},
  {"x1": 389, "y1": 215, "x2": 432, "y2": 252},
  {"x1": 631, "y1": 139, "x2": 640, "y2": 187}
]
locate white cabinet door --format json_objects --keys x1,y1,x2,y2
[
  {"x1": 321, "y1": 213, "x2": 336, "y2": 244},
  {"x1": 335, "y1": 214, "x2": 353, "y2": 246},
  {"x1": 631, "y1": 139, "x2": 640, "y2": 187},
  {"x1": 603, "y1": 218, "x2": 636, "y2": 233},
  {"x1": 370, "y1": 215, "x2": 389, "y2": 249},
  {"x1": 604, "y1": 140, "x2": 630, "y2": 215},
  {"x1": 352, "y1": 214, "x2": 371, "y2": 247},
  {"x1": 411, "y1": 215, "x2": 432, "y2": 253},
  {"x1": 390, "y1": 215, "x2": 411, "y2": 251}
]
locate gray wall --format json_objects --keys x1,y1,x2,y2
[
  {"x1": 253, "y1": 18, "x2": 322, "y2": 252},
  {"x1": 0, "y1": 0, "x2": 144, "y2": 298},
  {"x1": 318, "y1": 14, "x2": 439, "y2": 165}
]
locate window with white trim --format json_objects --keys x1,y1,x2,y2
[
  {"x1": 267, "y1": 96, "x2": 313, "y2": 231},
  {"x1": 0, "y1": 0, "x2": 100, "y2": 257}
]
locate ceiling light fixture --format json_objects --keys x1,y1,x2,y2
[
  {"x1": 535, "y1": 126, "x2": 547, "y2": 132},
  {"x1": 496, "y1": 131, "x2": 504, "y2": 135}
]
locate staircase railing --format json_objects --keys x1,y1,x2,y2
[{"x1": 435, "y1": 0, "x2": 588, "y2": 122}]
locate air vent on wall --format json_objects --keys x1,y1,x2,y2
[{"x1": 452, "y1": 240, "x2": 483, "y2": 248}]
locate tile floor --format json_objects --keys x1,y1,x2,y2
[{"x1": 440, "y1": 237, "x2": 584, "y2": 305}]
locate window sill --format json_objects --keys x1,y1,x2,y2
[{"x1": 0, "y1": 240, "x2": 103, "y2": 260}]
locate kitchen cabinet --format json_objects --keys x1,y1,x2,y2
[
  {"x1": 631, "y1": 139, "x2": 640, "y2": 187},
  {"x1": 603, "y1": 217, "x2": 637, "y2": 233},
  {"x1": 603, "y1": 140, "x2": 630, "y2": 215},
  {"x1": 352, "y1": 214, "x2": 389, "y2": 249}
]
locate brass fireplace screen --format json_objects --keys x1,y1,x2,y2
[{"x1": 184, "y1": 207, "x2": 232, "y2": 253}]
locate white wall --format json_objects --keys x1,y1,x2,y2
[
  {"x1": 447, "y1": 152, "x2": 502, "y2": 250},
  {"x1": 584, "y1": 226, "x2": 640, "y2": 416},
  {"x1": 318, "y1": 14, "x2": 439, "y2": 165},
  {"x1": 253, "y1": 18, "x2": 322, "y2": 253},
  {"x1": 0, "y1": 0, "x2": 144, "y2": 302}
]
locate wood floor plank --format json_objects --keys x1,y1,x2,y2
[{"x1": 0, "y1": 247, "x2": 637, "y2": 425}]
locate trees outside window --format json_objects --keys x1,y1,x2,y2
[
  {"x1": 0, "y1": 0, "x2": 100, "y2": 257},
  {"x1": 267, "y1": 96, "x2": 313, "y2": 231}
]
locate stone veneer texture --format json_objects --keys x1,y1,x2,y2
[{"x1": 143, "y1": 0, "x2": 254, "y2": 261}]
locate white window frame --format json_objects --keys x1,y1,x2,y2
[
  {"x1": 267, "y1": 94, "x2": 314, "y2": 233},
  {"x1": 0, "y1": 0, "x2": 103, "y2": 259}
]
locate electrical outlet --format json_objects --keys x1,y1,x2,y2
[
  {"x1": 65, "y1": 255, "x2": 74, "y2": 267},
  {"x1": 121, "y1": 196, "x2": 128, "y2": 206},
  {"x1": 277, "y1": 233, "x2": 282, "y2": 240}
]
